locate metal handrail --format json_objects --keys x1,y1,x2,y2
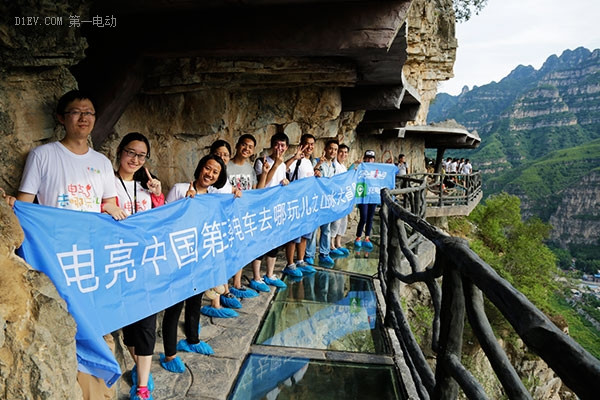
[{"x1": 379, "y1": 183, "x2": 600, "y2": 399}]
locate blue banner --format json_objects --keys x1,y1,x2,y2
[
  {"x1": 354, "y1": 163, "x2": 398, "y2": 204},
  {"x1": 13, "y1": 163, "x2": 396, "y2": 385}
]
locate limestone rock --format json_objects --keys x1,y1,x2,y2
[
  {"x1": 549, "y1": 170, "x2": 600, "y2": 247},
  {"x1": 0, "y1": 67, "x2": 79, "y2": 194},
  {"x1": 0, "y1": 1, "x2": 88, "y2": 68},
  {"x1": 404, "y1": 0, "x2": 457, "y2": 125},
  {"x1": 0, "y1": 219, "x2": 80, "y2": 399}
]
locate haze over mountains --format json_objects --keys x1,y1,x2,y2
[{"x1": 428, "y1": 47, "x2": 600, "y2": 253}]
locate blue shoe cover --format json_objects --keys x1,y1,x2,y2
[
  {"x1": 177, "y1": 339, "x2": 214, "y2": 355},
  {"x1": 329, "y1": 248, "x2": 345, "y2": 257},
  {"x1": 130, "y1": 365, "x2": 154, "y2": 391},
  {"x1": 297, "y1": 264, "x2": 316, "y2": 274},
  {"x1": 354, "y1": 239, "x2": 362, "y2": 248},
  {"x1": 263, "y1": 275, "x2": 287, "y2": 289},
  {"x1": 304, "y1": 257, "x2": 315, "y2": 265},
  {"x1": 201, "y1": 305, "x2": 238, "y2": 318},
  {"x1": 230, "y1": 286, "x2": 259, "y2": 298},
  {"x1": 319, "y1": 254, "x2": 335, "y2": 266},
  {"x1": 282, "y1": 264, "x2": 303, "y2": 277},
  {"x1": 363, "y1": 240, "x2": 374, "y2": 250},
  {"x1": 220, "y1": 293, "x2": 242, "y2": 309},
  {"x1": 249, "y1": 279, "x2": 271, "y2": 292},
  {"x1": 159, "y1": 354, "x2": 185, "y2": 373},
  {"x1": 338, "y1": 247, "x2": 350, "y2": 255}
]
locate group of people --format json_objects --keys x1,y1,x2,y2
[
  {"x1": 443, "y1": 157, "x2": 472, "y2": 175},
  {"x1": 2, "y1": 90, "x2": 381, "y2": 400}
]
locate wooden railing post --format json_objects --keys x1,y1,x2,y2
[
  {"x1": 433, "y1": 267, "x2": 464, "y2": 400},
  {"x1": 380, "y1": 186, "x2": 600, "y2": 400}
]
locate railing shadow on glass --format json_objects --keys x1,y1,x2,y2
[{"x1": 378, "y1": 177, "x2": 600, "y2": 400}]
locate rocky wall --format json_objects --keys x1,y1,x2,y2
[
  {"x1": 404, "y1": 0, "x2": 457, "y2": 125},
  {"x1": 0, "y1": 201, "x2": 81, "y2": 399},
  {"x1": 99, "y1": 87, "x2": 429, "y2": 188}
]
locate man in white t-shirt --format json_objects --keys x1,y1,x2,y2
[
  {"x1": 12, "y1": 90, "x2": 121, "y2": 399},
  {"x1": 460, "y1": 159, "x2": 472, "y2": 175},
  {"x1": 226, "y1": 134, "x2": 261, "y2": 299},
  {"x1": 306, "y1": 139, "x2": 339, "y2": 267},
  {"x1": 329, "y1": 143, "x2": 351, "y2": 255},
  {"x1": 16, "y1": 90, "x2": 122, "y2": 219},
  {"x1": 283, "y1": 134, "x2": 318, "y2": 277},
  {"x1": 250, "y1": 132, "x2": 291, "y2": 292}
]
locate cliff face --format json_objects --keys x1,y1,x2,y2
[
  {"x1": 0, "y1": 201, "x2": 81, "y2": 399},
  {"x1": 549, "y1": 170, "x2": 600, "y2": 247},
  {"x1": 404, "y1": 0, "x2": 457, "y2": 125}
]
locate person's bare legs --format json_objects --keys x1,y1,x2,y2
[
  {"x1": 297, "y1": 238, "x2": 307, "y2": 261},
  {"x1": 252, "y1": 259, "x2": 262, "y2": 281},
  {"x1": 136, "y1": 355, "x2": 152, "y2": 387},
  {"x1": 286, "y1": 242, "x2": 296, "y2": 265},
  {"x1": 127, "y1": 347, "x2": 151, "y2": 387},
  {"x1": 265, "y1": 256, "x2": 277, "y2": 278},
  {"x1": 211, "y1": 295, "x2": 223, "y2": 309},
  {"x1": 335, "y1": 235, "x2": 342, "y2": 249},
  {"x1": 233, "y1": 269, "x2": 243, "y2": 288}
]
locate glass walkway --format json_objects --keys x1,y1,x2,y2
[{"x1": 229, "y1": 232, "x2": 407, "y2": 399}]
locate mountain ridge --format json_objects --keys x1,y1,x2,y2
[{"x1": 428, "y1": 46, "x2": 600, "y2": 253}]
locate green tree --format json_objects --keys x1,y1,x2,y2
[
  {"x1": 469, "y1": 193, "x2": 558, "y2": 310},
  {"x1": 454, "y1": 0, "x2": 489, "y2": 22},
  {"x1": 550, "y1": 245, "x2": 573, "y2": 270}
]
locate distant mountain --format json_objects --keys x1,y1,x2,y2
[{"x1": 428, "y1": 47, "x2": 600, "y2": 250}]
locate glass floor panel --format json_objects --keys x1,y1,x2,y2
[
  {"x1": 229, "y1": 354, "x2": 405, "y2": 400},
  {"x1": 256, "y1": 270, "x2": 388, "y2": 354},
  {"x1": 332, "y1": 236, "x2": 379, "y2": 276}
]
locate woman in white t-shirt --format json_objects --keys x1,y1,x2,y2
[
  {"x1": 161, "y1": 154, "x2": 235, "y2": 375},
  {"x1": 206, "y1": 140, "x2": 242, "y2": 311},
  {"x1": 113, "y1": 132, "x2": 164, "y2": 400}
]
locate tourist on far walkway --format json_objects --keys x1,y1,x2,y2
[
  {"x1": 397, "y1": 153, "x2": 409, "y2": 176},
  {"x1": 460, "y1": 159, "x2": 472, "y2": 175}
]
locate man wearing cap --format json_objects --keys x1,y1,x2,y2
[{"x1": 354, "y1": 150, "x2": 376, "y2": 250}]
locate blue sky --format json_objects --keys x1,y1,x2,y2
[{"x1": 438, "y1": 0, "x2": 600, "y2": 95}]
